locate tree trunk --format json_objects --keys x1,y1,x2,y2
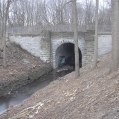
[
  {"x1": 93, "y1": 0, "x2": 99, "y2": 68},
  {"x1": 3, "y1": 20, "x2": 7, "y2": 67},
  {"x1": 111, "y1": 0, "x2": 119, "y2": 72},
  {"x1": 3, "y1": 0, "x2": 11, "y2": 67},
  {"x1": 72, "y1": 0, "x2": 79, "y2": 79}
]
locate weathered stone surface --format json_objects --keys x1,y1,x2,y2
[{"x1": 9, "y1": 32, "x2": 112, "y2": 69}]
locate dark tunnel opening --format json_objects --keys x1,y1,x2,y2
[{"x1": 55, "y1": 43, "x2": 82, "y2": 68}]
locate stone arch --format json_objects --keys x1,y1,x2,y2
[
  {"x1": 51, "y1": 38, "x2": 85, "y2": 68},
  {"x1": 55, "y1": 42, "x2": 82, "y2": 68}
]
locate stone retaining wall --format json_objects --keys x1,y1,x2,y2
[
  {"x1": 8, "y1": 33, "x2": 112, "y2": 68},
  {"x1": 9, "y1": 35, "x2": 41, "y2": 57}
]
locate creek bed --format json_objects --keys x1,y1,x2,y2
[{"x1": 0, "y1": 67, "x2": 74, "y2": 114}]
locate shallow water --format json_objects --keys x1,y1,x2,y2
[{"x1": 0, "y1": 69, "x2": 73, "y2": 114}]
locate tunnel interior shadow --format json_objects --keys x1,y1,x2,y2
[{"x1": 55, "y1": 43, "x2": 82, "y2": 68}]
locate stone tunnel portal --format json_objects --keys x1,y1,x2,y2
[{"x1": 55, "y1": 43, "x2": 82, "y2": 68}]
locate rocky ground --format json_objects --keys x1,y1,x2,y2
[{"x1": 0, "y1": 53, "x2": 119, "y2": 119}]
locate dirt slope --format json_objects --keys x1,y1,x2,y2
[
  {"x1": 1, "y1": 53, "x2": 119, "y2": 119},
  {"x1": 0, "y1": 41, "x2": 46, "y2": 83}
]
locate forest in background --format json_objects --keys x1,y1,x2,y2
[{"x1": 0, "y1": 0, "x2": 111, "y2": 34}]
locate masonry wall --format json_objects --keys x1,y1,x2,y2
[
  {"x1": 83, "y1": 31, "x2": 95, "y2": 65},
  {"x1": 9, "y1": 33, "x2": 52, "y2": 63},
  {"x1": 51, "y1": 31, "x2": 86, "y2": 68},
  {"x1": 98, "y1": 35, "x2": 112, "y2": 56},
  {"x1": 39, "y1": 37, "x2": 51, "y2": 63},
  {"x1": 9, "y1": 35, "x2": 41, "y2": 57},
  {"x1": 83, "y1": 34, "x2": 112, "y2": 65},
  {"x1": 51, "y1": 38, "x2": 85, "y2": 68},
  {"x1": 84, "y1": 40, "x2": 94, "y2": 65},
  {"x1": 9, "y1": 33, "x2": 112, "y2": 68}
]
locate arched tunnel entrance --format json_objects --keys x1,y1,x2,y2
[{"x1": 55, "y1": 43, "x2": 82, "y2": 68}]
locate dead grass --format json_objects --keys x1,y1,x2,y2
[
  {"x1": 1, "y1": 53, "x2": 119, "y2": 119},
  {"x1": 0, "y1": 41, "x2": 46, "y2": 83}
]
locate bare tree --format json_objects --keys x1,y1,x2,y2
[
  {"x1": 72, "y1": 0, "x2": 79, "y2": 78},
  {"x1": 0, "y1": 0, "x2": 13, "y2": 67},
  {"x1": 93, "y1": 0, "x2": 99, "y2": 68},
  {"x1": 111, "y1": 0, "x2": 119, "y2": 72},
  {"x1": 98, "y1": 0, "x2": 111, "y2": 31},
  {"x1": 83, "y1": 0, "x2": 95, "y2": 28}
]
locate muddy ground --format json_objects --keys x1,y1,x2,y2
[
  {"x1": 0, "y1": 41, "x2": 52, "y2": 96},
  {"x1": 0, "y1": 53, "x2": 119, "y2": 119}
]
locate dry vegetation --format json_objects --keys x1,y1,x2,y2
[
  {"x1": 1, "y1": 53, "x2": 119, "y2": 119},
  {"x1": 0, "y1": 41, "x2": 46, "y2": 84}
]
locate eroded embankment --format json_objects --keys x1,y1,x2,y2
[
  {"x1": 1, "y1": 54, "x2": 119, "y2": 119},
  {"x1": 0, "y1": 65, "x2": 52, "y2": 97},
  {"x1": 0, "y1": 42, "x2": 53, "y2": 97}
]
